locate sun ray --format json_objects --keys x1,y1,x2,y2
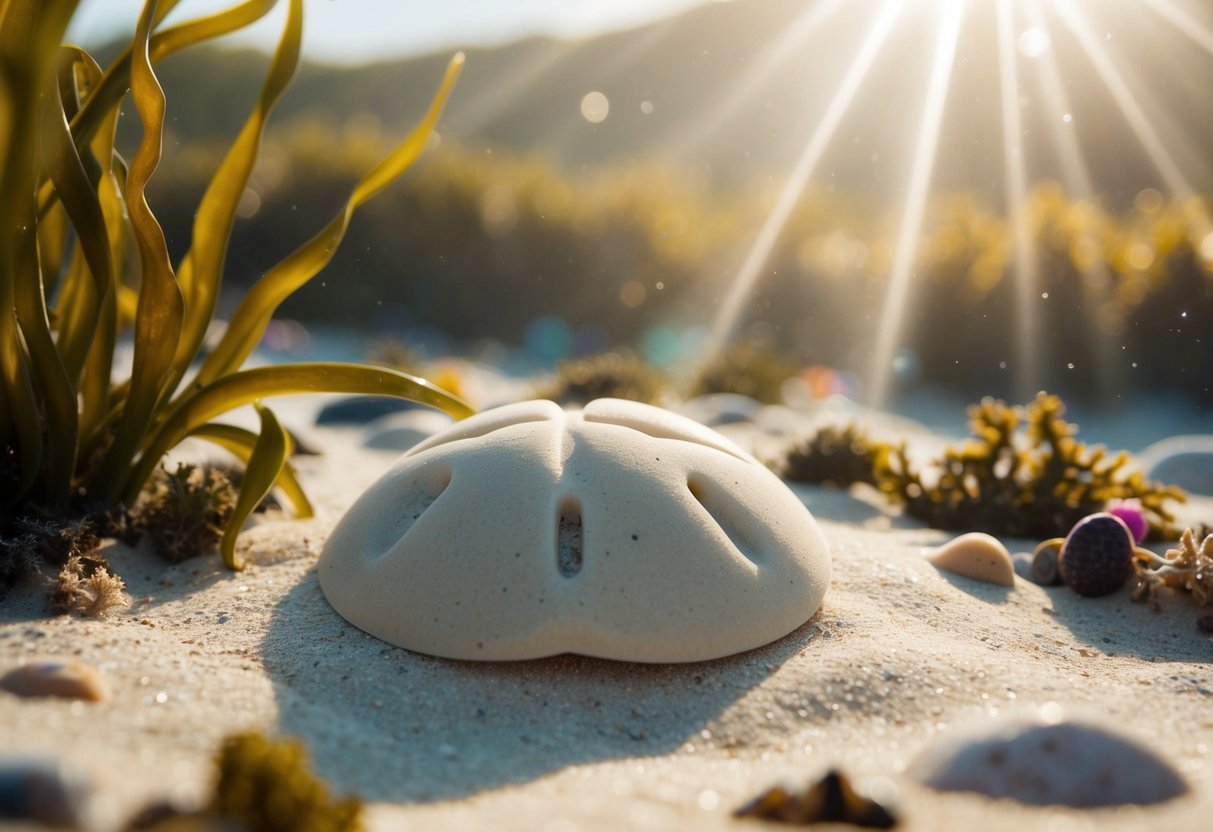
[
  {"x1": 701, "y1": 0, "x2": 903, "y2": 369},
  {"x1": 867, "y1": 0, "x2": 964, "y2": 409},
  {"x1": 1023, "y1": 0, "x2": 1119, "y2": 397},
  {"x1": 654, "y1": 0, "x2": 844, "y2": 160},
  {"x1": 996, "y1": 0, "x2": 1039, "y2": 401},
  {"x1": 1139, "y1": 0, "x2": 1213, "y2": 58},
  {"x1": 1048, "y1": 0, "x2": 1194, "y2": 201}
]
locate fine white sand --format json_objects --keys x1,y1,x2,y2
[{"x1": 2, "y1": 401, "x2": 1212, "y2": 831}]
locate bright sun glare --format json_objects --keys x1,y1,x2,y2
[{"x1": 699, "y1": 0, "x2": 1213, "y2": 407}]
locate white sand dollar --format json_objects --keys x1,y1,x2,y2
[{"x1": 319, "y1": 398, "x2": 831, "y2": 662}]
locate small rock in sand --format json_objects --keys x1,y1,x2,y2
[
  {"x1": 0, "y1": 758, "x2": 92, "y2": 828},
  {"x1": 926, "y1": 532, "x2": 1016, "y2": 587},
  {"x1": 911, "y1": 705, "x2": 1187, "y2": 807},
  {"x1": 0, "y1": 658, "x2": 109, "y2": 702}
]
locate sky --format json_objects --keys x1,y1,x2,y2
[{"x1": 67, "y1": 0, "x2": 724, "y2": 65}]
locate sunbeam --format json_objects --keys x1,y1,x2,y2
[
  {"x1": 701, "y1": 0, "x2": 902, "y2": 369},
  {"x1": 654, "y1": 0, "x2": 843, "y2": 161},
  {"x1": 996, "y1": 0, "x2": 1039, "y2": 401},
  {"x1": 1048, "y1": 0, "x2": 1195, "y2": 201},
  {"x1": 1024, "y1": 0, "x2": 1119, "y2": 397},
  {"x1": 867, "y1": 0, "x2": 964, "y2": 409},
  {"x1": 1140, "y1": 0, "x2": 1213, "y2": 58}
]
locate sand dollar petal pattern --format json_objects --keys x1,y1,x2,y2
[{"x1": 319, "y1": 398, "x2": 831, "y2": 662}]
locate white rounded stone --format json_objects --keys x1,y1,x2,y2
[{"x1": 319, "y1": 398, "x2": 831, "y2": 662}]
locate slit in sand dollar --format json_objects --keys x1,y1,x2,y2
[
  {"x1": 925, "y1": 532, "x2": 1015, "y2": 587},
  {"x1": 319, "y1": 398, "x2": 832, "y2": 662}
]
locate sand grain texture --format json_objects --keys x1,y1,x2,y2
[{"x1": 2, "y1": 417, "x2": 1211, "y2": 831}]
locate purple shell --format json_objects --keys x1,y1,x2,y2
[
  {"x1": 1057, "y1": 513, "x2": 1134, "y2": 597},
  {"x1": 1104, "y1": 498, "x2": 1148, "y2": 543}
]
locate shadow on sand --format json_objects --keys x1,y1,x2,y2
[{"x1": 259, "y1": 566, "x2": 826, "y2": 804}]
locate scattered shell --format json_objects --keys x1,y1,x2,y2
[
  {"x1": 926, "y1": 532, "x2": 1015, "y2": 587},
  {"x1": 1104, "y1": 497, "x2": 1148, "y2": 544},
  {"x1": 735, "y1": 769, "x2": 898, "y2": 828},
  {"x1": 0, "y1": 758, "x2": 92, "y2": 828},
  {"x1": 320, "y1": 398, "x2": 832, "y2": 662},
  {"x1": 1057, "y1": 513, "x2": 1135, "y2": 597},
  {"x1": 0, "y1": 658, "x2": 109, "y2": 701},
  {"x1": 1029, "y1": 542, "x2": 1061, "y2": 586},
  {"x1": 911, "y1": 706, "x2": 1187, "y2": 807}
]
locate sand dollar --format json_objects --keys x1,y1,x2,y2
[{"x1": 319, "y1": 398, "x2": 831, "y2": 662}]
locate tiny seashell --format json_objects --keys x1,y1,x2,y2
[
  {"x1": 1030, "y1": 543, "x2": 1061, "y2": 586},
  {"x1": 735, "y1": 769, "x2": 898, "y2": 828},
  {"x1": 0, "y1": 758, "x2": 92, "y2": 828},
  {"x1": 911, "y1": 706, "x2": 1187, "y2": 807},
  {"x1": 925, "y1": 532, "x2": 1015, "y2": 587},
  {"x1": 0, "y1": 658, "x2": 109, "y2": 702},
  {"x1": 1058, "y1": 513, "x2": 1134, "y2": 597}
]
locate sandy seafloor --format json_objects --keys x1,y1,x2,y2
[{"x1": 3, "y1": 386, "x2": 1213, "y2": 832}]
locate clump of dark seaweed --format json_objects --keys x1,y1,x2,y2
[
  {"x1": 688, "y1": 340, "x2": 799, "y2": 404},
  {"x1": 0, "y1": 516, "x2": 101, "y2": 588},
  {"x1": 781, "y1": 424, "x2": 882, "y2": 487},
  {"x1": 136, "y1": 464, "x2": 237, "y2": 564},
  {"x1": 873, "y1": 392, "x2": 1185, "y2": 540},
  {"x1": 1132, "y1": 528, "x2": 1213, "y2": 608},
  {"x1": 535, "y1": 351, "x2": 668, "y2": 405},
  {"x1": 49, "y1": 554, "x2": 130, "y2": 617},
  {"x1": 210, "y1": 733, "x2": 364, "y2": 832}
]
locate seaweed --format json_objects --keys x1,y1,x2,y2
[
  {"x1": 136, "y1": 464, "x2": 236, "y2": 564},
  {"x1": 1, "y1": 1, "x2": 471, "y2": 572},
  {"x1": 873, "y1": 393, "x2": 1185, "y2": 540},
  {"x1": 688, "y1": 341, "x2": 799, "y2": 404},
  {"x1": 49, "y1": 553, "x2": 130, "y2": 617},
  {"x1": 209, "y1": 733, "x2": 364, "y2": 832},
  {"x1": 0, "y1": 515, "x2": 101, "y2": 587},
  {"x1": 781, "y1": 424, "x2": 882, "y2": 487},
  {"x1": 535, "y1": 351, "x2": 668, "y2": 405}
]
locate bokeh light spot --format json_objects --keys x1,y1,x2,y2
[
  {"x1": 580, "y1": 91, "x2": 610, "y2": 123},
  {"x1": 1018, "y1": 27, "x2": 1050, "y2": 59},
  {"x1": 620, "y1": 280, "x2": 647, "y2": 308}
]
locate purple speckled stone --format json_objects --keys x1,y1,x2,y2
[
  {"x1": 1105, "y1": 498, "x2": 1148, "y2": 544},
  {"x1": 1057, "y1": 513, "x2": 1134, "y2": 597}
]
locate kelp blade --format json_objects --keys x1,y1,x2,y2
[
  {"x1": 169, "y1": 0, "x2": 302, "y2": 391},
  {"x1": 121, "y1": 362, "x2": 474, "y2": 504},
  {"x1": 189, "y1": 421, "x2": 314, "y2": 519},
  {"x1": 219, "y1": 403, "x2": 289, "y2": 570},
  {"x1": 91, "y1": 0, "x2": 186, "y2": 501},
  {"x1": 194, "y1": 52, "x2": 465, "y2": 386}
]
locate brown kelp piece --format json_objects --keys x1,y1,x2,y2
[
  {"x1": 781, "y1": 423, "x2": 882, "y2": 487},
  {"x1": 536, "y1": 352, "x2": 668, "y2": 406},
  {"x1": 210, "y1": 733, "x2": 364, "y2": 832},
  {"x1": 735, "y1": 769, "x2": 898, "y2": 828},
  {"x1": 873, "y1": 393, "x2": 1184, "y2": 540}
]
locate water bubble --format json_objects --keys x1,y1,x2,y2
[
  {"x1": 1041, "y1": 292, "x2": 1049, "y2": 299},
  {"x1": 580, "y1": 91, "x2": 610, "y2": 124},
  {"x1": 1018, "y1": 27, "x2": 1051, "y2": 58},
  {"x1": 640, "y1": 100, "x2": 654, "y2": 114}
]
